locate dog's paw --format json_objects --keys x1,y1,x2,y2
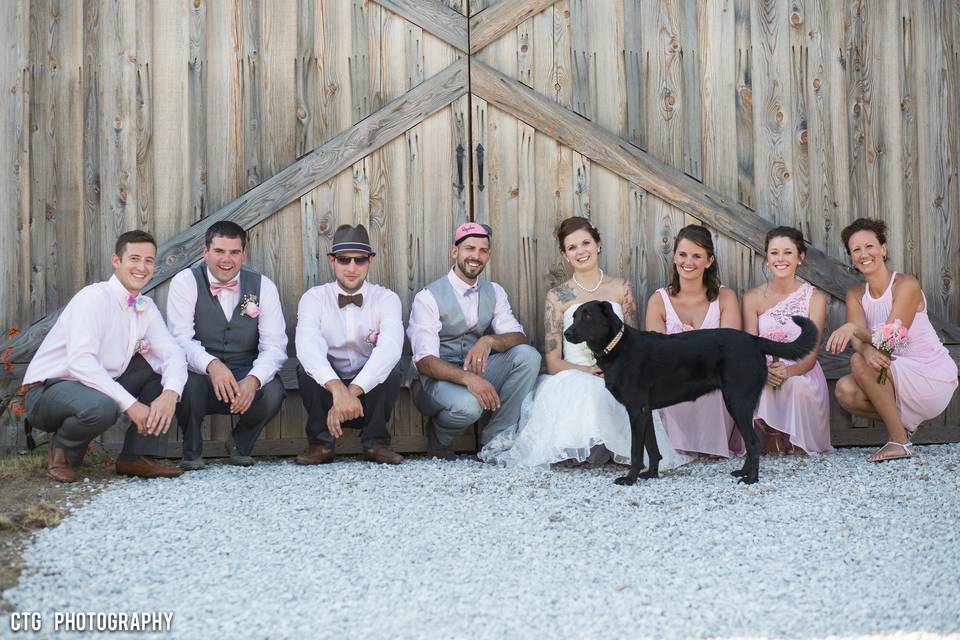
[
  {"x1": 638, "y1": 470, "x2": 659, "y2": 480},
  {"x1": 730, "y1": 468, "x2": 747, "y2": 477},
  {"x1": 614, "y1": 475, "x2": 638, "y2": 486},
  {"x1": 737, "y1": 475, "x2": 759, "y2": 485}
]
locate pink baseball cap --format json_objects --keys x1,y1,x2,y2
[{"x1": 454, "y1": 222, "x2": 491, "y2": 245}]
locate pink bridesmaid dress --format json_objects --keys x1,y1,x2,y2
[
  {"x1": 753, "y1": 282, "x2": 832, "y2": 453},
  {"x1": 657, "y1": 288, "x2": 745, "y2": 458},
  {"x1": 861, "y1": 273, "x2": 958, "y2": 431}
]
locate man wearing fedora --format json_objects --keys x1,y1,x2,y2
[
  {"x1": 294, "y1": 224, "x2": 404, "y2": 465},
  {"x1": 166, "y1": 221, "x2": 288, "y2": 469},
  {"x1": 407, "y1": 222, "x2": 541, "y2": 460}
]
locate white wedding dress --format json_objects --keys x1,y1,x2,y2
[{"x1": 479, "y1": 302, "x2": 693, "y2": 470}]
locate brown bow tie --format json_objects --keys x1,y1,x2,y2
[{"x1": 338, "y1": 293, "x2": 363, "y2": 308}]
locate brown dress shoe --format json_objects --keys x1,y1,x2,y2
[
  {"x1": 115, "y1": 456, "x2": 184, "y2": 479},
  {"x1": 47, "y1": 446, "x2": 77, "y2": 483},
  {"x1": 294, "y1": 443, "x2": 335, "y2": 465},
  {"x1": 361, "y1": 441, "x2": 403, "y2": 465}
]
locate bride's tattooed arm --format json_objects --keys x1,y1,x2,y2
[
  {"x1": 543, "y1": 290, "x2": 564, "y2": 355},
  {"x1": 622, "y1": 281, "x2": 640, "y2": 329}
]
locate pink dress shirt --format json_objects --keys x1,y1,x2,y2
[
  {"x1": 295, "y1": 281, "x2": 404, "y2": 394},
  {"x1": 23, "y1": 275, "x2": 188, "y2": 411}
]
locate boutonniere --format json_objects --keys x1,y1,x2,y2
[
  {"x1": 127, "y1": 294, "x2": 148, "y2": 313},
  {"x1": 240, "y1": 294, "x2": 260, "y2": 318},
  {"x1": 365, "y1": 329, "x2": 380, "y2": 347},
  {"x1": 135, "y1": 339, "x2": 151, "y2": 356}
]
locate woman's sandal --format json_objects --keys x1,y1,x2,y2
[{"x1": 867, "y1": 441, "x2": 915, "y2": 463}]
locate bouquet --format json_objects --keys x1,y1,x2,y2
[
  {"x1": 871, "y1": 320, "x2": 908, "y2": 385},
  {"x1": 761, "y1": 326, "x2": 791, "y2": 390}
]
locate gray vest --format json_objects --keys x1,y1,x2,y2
[
  {"x1": 192, "y1": 266, "x2": 262, "y2": 372},
  {"x1": 425, "y1": 275, "x2": 496, "y2": 367}
]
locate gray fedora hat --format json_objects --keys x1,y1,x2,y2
[{"x1": 329, "y1": 224, "x2": 375, "y2": 256}]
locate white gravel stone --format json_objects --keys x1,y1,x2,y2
[{"x1": 3, "y1": 445, "x2": 960, "y2": 639}]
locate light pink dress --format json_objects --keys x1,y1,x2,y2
[
  {"x1": 861, "y1": 273, "x2": 958, "y2": 431},
  {"x1": 657, "y1": 288, "x2": 745, "y2": 458},
  {"x1": 753, "y1": 283, "x2": 833, "y2": 453}
]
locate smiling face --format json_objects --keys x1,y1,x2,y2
[
  {"x1": 673, "y1": 238, "x2": 715, "y2": 284},
  {"x1": 847, "y1": 229, "x2": 887, "y2": 275},
  {"x1": 562, "y1": 229, "x2": 600, "y2": 272},
  {"x1": 451, "y1": 236, "x2": 491, "y2": 282},
  {"x1": 328, "y1": 251, "x2": 372, "y2": 293},
  {"x1": 112, "y1": 242, "x2": 156, "y2": 295},
  {"x1": 766, "y1": 235, "x2": 804, "y2": 280},
  {"x1": 203, "y1": 235, "x2": 247, "y2": 283}
]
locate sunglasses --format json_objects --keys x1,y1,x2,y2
[{"x1": 333, "y1": 255, "x2": 370, "y2": 265}]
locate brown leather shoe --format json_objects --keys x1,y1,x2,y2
[
  {"x1": 115, "y1": 456, "x2": 184, "y2": 479},
  {"x1": 294, "y1": 443, "x2": 335, "y2": 465},
  {"x1": 47, "y1": 445, "x2": 77, "y2": 483},
  {"x1": 361, "y1": 441, "x2": 403, "y2": 465}
]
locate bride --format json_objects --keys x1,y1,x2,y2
[{"x1": 479, "y1": 217, "x2": 692, "y2": 470}]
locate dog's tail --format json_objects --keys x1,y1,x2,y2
[{"x1": 755, "y1": 315, "x2": 819, "y2": 361}]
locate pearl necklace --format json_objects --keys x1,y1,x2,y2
[{"x1": 573, "y1": 269, "x2": 604, "y2": 293}]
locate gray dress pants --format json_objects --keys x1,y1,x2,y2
[
  {"x1": 411, "y1": 344, "x2": 541, "y2": 446},
  {"x1": 24, "y1": 354, "x2": 169, "y2": 465}
]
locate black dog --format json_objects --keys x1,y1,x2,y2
[{"x1": 564, "y1": 301, "x2": 817, "y2": 485}]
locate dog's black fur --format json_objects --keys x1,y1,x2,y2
[{"x1": 564, "y1": 301, "x2": 818, "y2": 485}]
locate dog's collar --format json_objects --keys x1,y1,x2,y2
[{"x1": 600, "y1": 327, "x2": 625, "y2": 356}]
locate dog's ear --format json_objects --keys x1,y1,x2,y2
[{"x1": 599, "y1": 300, "x2": 623, "y2": 331}]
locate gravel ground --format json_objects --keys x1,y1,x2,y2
[{"x1": 3, "y1": 445, "x2": 960, "y2": 640}]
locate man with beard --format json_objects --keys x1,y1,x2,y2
[
  {"x1": 407, "y1": 222, "x2": 541, "y2": 460},
  {"x1": 166, "y1": 221, "x2": 288, "y2": 469},
  {"x1": 293, "y1": 224, "x2": 405, "y2": 464},
  {"x1": 23, "y1": 230, "x2": 187, "y2": 481}
]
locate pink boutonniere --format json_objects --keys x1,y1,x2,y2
[
  {"x1": 135, "y1": 339, "x2": 150, "y2": 356},
  {"x1": 240, "y1": 294, "x2": 260, "y2": 319},
  {"x1": 365, "y1": 329, "x2": 380, "y2": 347}
]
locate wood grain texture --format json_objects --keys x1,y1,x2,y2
[
  {"x1": 376, "y1": 0, "x2": 468, "y2": 52},
  {"x1": 470, "y1": 60, "x2": 960, "y2": 341},
  {"x1": 2, "y1": 58, "x2": 469, "y2": 363},
  {"x1": 734, "y1": 0, "x2": 755, "y2": 209},
  {"x1": 469, "y1": 0, "x2": 558, "y2": 54}
]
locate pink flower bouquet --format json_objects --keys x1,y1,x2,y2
[{"x1": 871, "y1": 320, "x2": 908, "y2": 384}]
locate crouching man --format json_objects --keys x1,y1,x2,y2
[
  {"x1": 23, "y1": 231, "x2": 187, "y2": 481},
  {"x1": 166, "y1": 221, "x2": 288, "y2": 469},
  {"x1": 294, "y1": 224, "x2": 404, "y2": 465}
]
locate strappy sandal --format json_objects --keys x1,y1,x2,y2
[{"x1": 867, "y1": 441, "x2": 915, "y2": 463}]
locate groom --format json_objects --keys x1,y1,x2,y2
[{"x1": 407, "y1": 222, "x2": 541, "y2": 460}]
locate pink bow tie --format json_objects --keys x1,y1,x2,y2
[{"x1": 210, "y1": 279, "x2": 239, "y2": 296}]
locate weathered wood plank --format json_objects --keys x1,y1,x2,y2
[
  {"x1": 734, "y1": 0, "x2": 754, "y2": 209},
  {"x1": 187, "y1": 0, "x2": 207, "y2": 224},
  {"x1": 789, "y1": 3, "x2": 811, "y2": 242},
  {"x1": 678, "y1": 0, "x2": 702, "y2": 181},
  {"x1": 206, "y1": 0, "x2": 244, "y2": 212},
  {"x1": 469, "y1": 0, "x2": 557, "y2": 54},
  {"x1": 0, "y1": 0, "x2": 29, "y2": 332},
  {"x1": 643, "y1": 0, "x2": 683, "y2": 167},
  {"x1": 567, "y1": 0, "x2": 590, "y2": 119},
  {"x1": 750, "y1": 0, "x2": 794, "y2": 225},
  {"x1": 898, "y1": 2, "x2": 922, "y2": 281},
  {"x1": 623, "y1": 0, "x2": 643, "y2": 149},
  {"x1": 375, "y1": 0, "x2": 468, "y2": 52},
  {"x1": 2, "y1": 58, "x2": 469, "y2": 363},
  {"x1": 469, "y1": 60, "x2": 960, "y2": 341}
]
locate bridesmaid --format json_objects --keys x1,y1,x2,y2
[
  {"x1": 646, "y1": 224, "x2": 744, "y2": 458},
  {"x1": 742, "y1": 226, "x2": 832, "y2": 455},
  {"x1": 826, "y1": 218, "x2": 958, "y2": 462}
]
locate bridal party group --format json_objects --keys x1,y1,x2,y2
[{"x1": 19, "y1": 214, "x2": 958, "y2": 482}]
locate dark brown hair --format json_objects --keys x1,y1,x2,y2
[
  {"x1": 556, "y1": 216, "x2": 601, "y2": 253},
  {"x1": 668, "y1": 224, "x2": 721, "y2": 302},
  {"x1": 840, "y1": 218, "x2": 887, "y2": 255},
  {"x1": 205, "y1": 220, "x2": 247, "y2": 249},
  {"x1": 114, "y1": 230, "x2": 157, "y2": 258},
  {"x1": 764, "y1": 226, "x2": 807, "y2": 255}
]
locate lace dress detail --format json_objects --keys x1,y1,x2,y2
[
  {"x1": 753, "y1": 282, "x2": 832, "y2": 453},
  {"x1": 478, "y1": 302, "x2": 693, "y2": 470}
]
